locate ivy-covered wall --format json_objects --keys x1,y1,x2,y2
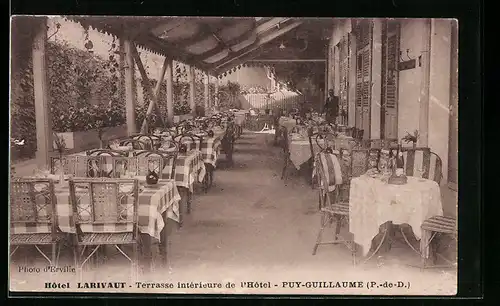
[{"x1": 10, "y1": 35, "x2": 244, "y2": 161}]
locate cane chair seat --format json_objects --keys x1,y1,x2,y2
[
  {"x1": 10, "y1": 178, "x2": 66, "y2": 265},
  {"x1": 78, "y1": 232, "x2": 135, "y2": 245},
  {"x1": 312, "y1": 150, "x2": 356, "y2": 263},
  {"x1": 421, "y1": 216, "x2": 457, "y2": 235},
  {"x1": 69, "y1": 178, "x2": 140, "y2": 280},
  {"x1": 11, "y1": 232, "x2": 66, "y2": 245}
]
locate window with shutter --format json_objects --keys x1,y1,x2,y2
[
  {"x1": 354, "y1": 19, "x2": 373, "y2": 136},
  {"x1": 380, "y1": 19, "x2": 400, "y2": 139},
  {"x1": 338, "y1": 35, "x2": 350, "y2": 114}
]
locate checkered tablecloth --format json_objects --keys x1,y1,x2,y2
[
  {"x1": 10, "y1": 180, "x2": 181, "y2": 241},
  {"x1": 69, "y1": 150, "x2": 206, "y2": 189},
  {"x1": 167, "y1": 150, "x2": 206, "y2": 192}
]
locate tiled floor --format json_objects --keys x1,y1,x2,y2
[{"x1": 10, "y1": 132, "x2": 457, "y2": 295}]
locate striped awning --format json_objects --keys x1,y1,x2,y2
[{"x1": 66, "y1": 16, "x2": 333, "y2": 76}]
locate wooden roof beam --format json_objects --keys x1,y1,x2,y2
[{"x1": 194, "y1": 17, "x2": 290, "y2": 61}]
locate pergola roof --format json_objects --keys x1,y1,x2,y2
[{"x1": 68, "y1": 16, "x2": 333, "y2": 76}]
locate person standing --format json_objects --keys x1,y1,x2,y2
[{"x1": 323, "y1": 89, "x2": 339, "y2": 124}]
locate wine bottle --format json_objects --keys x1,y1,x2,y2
[{"x1": 395, "y1": 143, "x2": 405, "y2": 176}]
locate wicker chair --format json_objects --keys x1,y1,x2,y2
[
  {"x1": 10, "y1": 179, "x2": 67, "y2": 266},
  {"x1": 131, "y1": 134, "x2": 161, "y2": 150},
  {"x1": 69, "y1": 178, "x2": 140, "y2": 280},
  {"x1": 311, "y1": 151, "x2": 356, "y2": 264},
  {"x1": 133, "y1": 150, "x2": 177, "y2": 180},
  {"x1": 50, "y1": 155, "x2": 89, "y2": 177}
]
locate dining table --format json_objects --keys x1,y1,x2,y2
[
  {"x1": 10, "y1": 178, "x2": 181, "y2": 268},
  {"x1": 349, "y1": 174, "x2": 444, "y2": 260}
]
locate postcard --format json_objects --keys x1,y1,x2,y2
[{"x1": 9, "y1": 15, "x2": 458, "y2": 295}]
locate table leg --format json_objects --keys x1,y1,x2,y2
[
  {"x1": 159, "y1": 212, "x2": 176, "y2": 267},
  {"x1": 140, "y1": 233, "x2": 153, "y2": 273},
  {"x1": 177, "y1": 187, "x2": 189, "y2": 228}
]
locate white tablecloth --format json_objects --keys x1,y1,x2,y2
[{"x1": 349, "y1": 175, "x2": 443, "y2": 256}]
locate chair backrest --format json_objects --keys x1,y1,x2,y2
[
  {"x1": 401, "y1": 148, "x2": 442, "y2": 183},
  {"x1": 68, "y1": 178, "x2": 139, "y2": 239},
  {"x1": 309, "y1": 132, "x2": 338, "y2": 157},
  {"x1": 10, "y1": 178, "x2": 57, "y2": 234},
  {"x1": 131, "y1": 134, "x2": 161, "y2": 150},
  {"x1": 130, "y1": 153, "x2": 164, "y2": 177},
  {"x1": 86, "y1": 149, "x2": 127, "y2": 157},
  {"x1": 133, "y1": 150, "x2": 178, "y2": 180},
  {"x1": 223, "y1": 122, "x2": 236, "y2": 141}
]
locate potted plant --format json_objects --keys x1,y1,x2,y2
[{"x1": 402, "y1": 130, "x2": 419, "y2": 148}]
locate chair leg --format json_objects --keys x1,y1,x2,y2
[
  {"x1": 73, "y1": 245, "x2": 82, "y2": 282},
  {"x1": 51, "y1": 243, "x2": 57, "y2": 266},
  {"x1": 333, "y1": 215, "x2": 342, "y2": 241},
  {"x1": 312, "y1": 213, "x2": 332, "y2": 255}
]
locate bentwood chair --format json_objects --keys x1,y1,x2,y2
[
  {"x1": 280, "y1": 126, "x2": 292, "y2": 182},
  {"x1": 69, "y1": 178, "x2": 140, "y2": 281},
  {"x1": 10, "y1": 178, "x2": 67, "y2": 266},
  {"x1": 50, "y1": 155, "x2": 89, "y2": 177},
  {"x1": 86, "y1": 149, "x2": 127, "y2": 157},
  {"x1": 311, "y1": 150, "x2": 356, "y2": 264},
  {"x1": 131, "y1": 134, "x2": 161, "y2": 150}
]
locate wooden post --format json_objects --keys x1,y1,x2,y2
[
  {"x1": 165, "y1": 59, "x2": 174, "y2": 126},
  {"x1": 418, "y1": 18, "x2": 432, "y2": 147},
  {"x1": 130, "y1": 44, "x2": 166, "y2": 131},
  {"x1": 189, "y1": 66, "x2": 196, "y2": 116},
  {"x1": 204, "y1": 72, "x2": 209, "y2": 112},
  {"x1": 118, "y1": 36, "x2": 126, "y2": 103},
  {"x1": 214, "y1": 76, "x2": 219, "y2": 108},
  {"x1": 32, "y1": 17, "x2": 53, "y2": 168},
  {"x1": 124, "y1": 38, "x2": 137, "y2": 135}
]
